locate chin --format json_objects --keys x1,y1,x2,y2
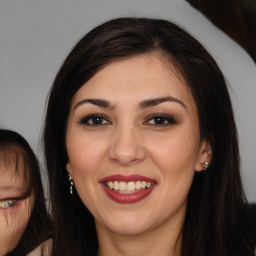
[
  {"x1": 97, "y1": 212, "x2": 155, "y2": 236},
  {"x1": 110, "y1": 223, "x2": 150, "y2": 236}
]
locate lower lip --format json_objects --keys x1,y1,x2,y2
[{"x1": 101, "y1": 184, "x2": 155, "y2": 204}]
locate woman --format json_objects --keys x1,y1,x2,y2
[
  {"x1": 43, "y1": 18, "x2": 256, "y2": 256},
  {"x1": 0, "y1": 129, "x2": 52, "y2": 256}
]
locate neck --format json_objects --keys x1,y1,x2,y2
[{"x1": 96, "y1": 214, "x2": 184, "y2": 256}]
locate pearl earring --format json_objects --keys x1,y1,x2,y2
[{"x1": 202, "y1": 161, "x2": 209, "y2": 170}]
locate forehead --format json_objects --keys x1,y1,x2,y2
[
  {"x1": 71, "y1": 54, "x2": 195, "y2": 109},
  {"x1": 0, "y1": 148, "x2": 27, "y2": 188}
]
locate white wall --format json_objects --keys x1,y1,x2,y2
[{"x1": 0, "y1": 0, "x2": 255, "y2": 201}]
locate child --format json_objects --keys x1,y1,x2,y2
[{"x1": 0, "y1": 129, "x2": 51, "y2": 256}]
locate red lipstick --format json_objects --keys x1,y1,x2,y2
[{"x1": 100, "y1": 175, "x2": 156, "y2": 204}]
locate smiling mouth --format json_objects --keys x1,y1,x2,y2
[
  {"x1": 100, "y1": 175, "x2": 156, "y2": 203},
  {"x1": 104, "y1": 181, "x2": 155, "y2": 194}
]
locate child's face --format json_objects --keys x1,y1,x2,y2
[{"x1": 0, "y1": 156, "x2": 34, "y2": 255}]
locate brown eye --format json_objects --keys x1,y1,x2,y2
[
  {"x1": 80, "y1": 114, "x2": 111, "y2": 126},
  {"x1": 150, "y1": 117, "x2": 168, "y2": 125},
  {"x1": 0, "y1": 199, "x2": 17, "y2": 209},
  {"x1": 146, "y1": 114, "x2": 177, "y2": 126}
]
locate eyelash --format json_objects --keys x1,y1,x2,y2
[
  {"x1": 79, "y1": 114, "x2": 111, "y2": 126},
  {"x1": 145, "y1": 114, "x2": 177, "y2": 126},
  {"x1": 79, "y1": 113, "x2": 177, "y2": 127}
]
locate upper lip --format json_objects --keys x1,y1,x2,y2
[{"x1": 100, "y1": 174, "x2": 156, "y2": 183}]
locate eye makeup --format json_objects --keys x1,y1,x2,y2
[
  {"x1": 144, "y1": 113, "x2": 177, "y2": 126},
  {"x1": 79, "y1": 113, "x2": 111, "y2": 126}
]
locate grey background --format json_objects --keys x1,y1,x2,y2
[{"x1": 0, "y1": 0, "x2": 255, "y2": 201}]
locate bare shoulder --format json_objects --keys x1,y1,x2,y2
[{"x1": 27, "y1": 239, "x2": 52, "y2": 256}]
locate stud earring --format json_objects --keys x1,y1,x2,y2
[
  {"x1": 68, "y1": 173, "x2": 74, "y2": 195},
  {"x1": 202, "y1": 161, "x2": 209, "y2": 170}
]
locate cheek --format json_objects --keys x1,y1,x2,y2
[
  {"x1": 66, "y1": 133, "x2": 114, "y2": 216},
  {"x1": 148, "y1": 136, "x2": 199, "y2": 219},
  {"x1": 148, "y1": 130, "x2": 200, "y2": 204},
  {"x1": 67, "y1": 134, "x2": 108, "y2": 176},
  {"x1": 0, "y1": 199, "x2": 32, "y2": 254},
  {"x1": 148, "y1": 131, "x2": 200, "y2": 174}
]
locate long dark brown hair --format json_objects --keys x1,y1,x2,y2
[
  {"x1": 0, "y1": 129, "x2": 52, "y2": 255},
  {"x1": 43, "y1": 18, "x2": 255, "y2": 256}
]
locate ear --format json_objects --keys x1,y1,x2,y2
[
  {"x1": 66, "y1": 162, "x2": 73, "y2": 175},
  {"x1": 195, "y1": 139, "x2": 212, "y2": 172}
]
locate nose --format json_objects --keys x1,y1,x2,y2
[{"x1": 109, "y1": 124, "x2": 146, "y2": 166}]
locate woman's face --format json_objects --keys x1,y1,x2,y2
[
  {"x1": 66, "y1": 54, "x2": 211, "y2": 236},
  {"x1": 0, "y1": 154, "x2": 34, "y2": 256}
]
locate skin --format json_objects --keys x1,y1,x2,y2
[
  {"x1": 66, "y1": 53, "x2": 211, "y2": 256},
  {"x1": 0, "y1": 155, "x2": 34, "y2": 256}
]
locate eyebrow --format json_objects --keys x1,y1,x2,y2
[
  {"x1": 73, "y1": 99, "x2": 114, "y2": 112},
  {"x1": 139, "y1": 96, "x2": 186, "y2": 109},
  {"x1": 73, "y1": 96, "x2": 186, "y2": 112}
]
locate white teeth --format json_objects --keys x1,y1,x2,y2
[
  {"x1": 114, "y1": 181, "x2": 119, "y2": 190},
  {"x1": 119, "y1": 181, "x2": 127, "y2": 190},
  {"x1": 146, "y1": 182, "x2": 151, "y2": 188},
  {"x1": 135, "y1": 181, "x2": 142, "y2": 190},
  {"x1": 127, "y1": 181, "x2": 135, "y2": 191},
  {"x1": 105, "y1": 180, "x2": 154, "y2": 192},
  {"x1": 108, "y1": 181, "x2": 114, "y2": 189}
]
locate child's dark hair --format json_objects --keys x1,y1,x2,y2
[{"x1": 0, "y1": 129, "x2": 52, "y2": 255}]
